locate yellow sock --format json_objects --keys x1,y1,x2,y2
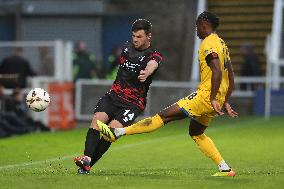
[
  {"x1": 192, "y1": 134, "x2": 223, "y2": 165},
  {"x1": 125, "y1": 114, "x2": 164, "y2": 135}
]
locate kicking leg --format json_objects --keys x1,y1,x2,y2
[
  {"x1": 98, "y1": 103, "x2": 187, "y2": 141},
  {"x1": 125, "y1": 103, "x2": 186, "y2": 135},
  {"x1": 90, "y1": 120, "x2": 123, "y2": 166},
  {"x1": 90, "y1": 137, "x2": 111, "y2": 167},
  {"x1": 74, "y1": 112, "x2": 109, "y2": 173}
]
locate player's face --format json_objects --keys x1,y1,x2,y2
[
  {"x1": 132, "y1": 30, "x2": 151, "y2": 50},
  {"x1": 196, "y1": 20, "x2": 206, "y2": 39}
]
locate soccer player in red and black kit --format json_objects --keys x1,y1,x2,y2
[{"x1": 74, "y1": 19, "x2": 163, "y2": 174}]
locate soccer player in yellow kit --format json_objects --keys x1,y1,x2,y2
[{"x1": 98, "y1": 11, "x2": 238, "y2": 177}]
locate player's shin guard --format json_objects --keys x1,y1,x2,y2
[
  {"x1": 84, "y1": 128, "x2": 101, "y2": 158},
  {"x1": 90, "y1": 138, "x2": 111, "y2": 167},
  {"x1": 125, "y1": 114, "x2": 164, "y2": 135},
  {"x1": 191, "y1": 134, "x2": 223, "y2": 165}
]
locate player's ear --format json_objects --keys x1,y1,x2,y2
[{"x1": 147, "y1": 33, "x2": 152, "y2": 40}]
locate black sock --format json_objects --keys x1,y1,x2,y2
[
  {"x1": 90, "y1": 138, "x2": 112, "y2": 167},
  {"x1": 84, "y1": 128, "x2": 101, "y2": 158}
]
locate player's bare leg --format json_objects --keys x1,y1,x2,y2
[{"x1": 98, "y1": 103, "x2": 186, "y2": 141}]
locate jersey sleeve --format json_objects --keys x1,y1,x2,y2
[
  {"x1": 120, "y1": 41, "x2": 130, "y2": 57},
  {"x1": 203, "y1": 42, "x2": 219, "y2": 65},
  {"x1": 150, "y1": 51, "x2": 163, "y2": 64}
]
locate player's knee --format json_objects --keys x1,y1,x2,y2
[
  {"x1": 108, "y1": 120, "x2": 124, "y2": 129},
  {"x1": 90, "y1": 112, "x2": 109, "y2": 130},
  {"x1": 157, "y1": 111, "x2": 169, "y2": 124},
  {"x1": 188, "y1": 119, "x2": 206, "y2": 137},
  {"x1": 191, "y1": 134, "x2": 206, "y2": 143},
  {"x1": 157, "y1": 105, "x2": 185, "y2": 124}
]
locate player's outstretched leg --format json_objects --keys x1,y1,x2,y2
[
  {"x1": 98, "y1": 114, "x2": 165, "y2": 142},
  {"x1": 97, "y1": 120, "x2": 117, "y2": 142}
]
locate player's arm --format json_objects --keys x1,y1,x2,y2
[
  {"x1": 138, "y1": 51, "x2": 162, "y2": 82},
  {"x1": 138, "y1": 60, "x2": 159, "y2": 82},
  {"x1": 206, "y1": 53, "x2": 224, "y2": 115},
  {"x1": 223, "y1": 62, "x2": 238, "y2": 117},
  {"x1": 224, "y1": 61, "x2": 234, "y2": 103}
]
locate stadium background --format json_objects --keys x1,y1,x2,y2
[{"x1": 0, "y1": 0, "x2": 284, "y2": 188}]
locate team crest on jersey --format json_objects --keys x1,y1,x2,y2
[
  {"x1": 139, "y1": 56, "x2": 145, "y2": 62},
  {"x1": 123, "y1": 48, "x2": 128, "y2": 53}
]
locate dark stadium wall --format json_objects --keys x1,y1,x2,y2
[
  {"x1": 0, "y1": 16, "x2": 15, "y2": 41},
  {"x1": 102, "y1": 14, "x2": 142, "y2": 66},
  {"x1": 0, "y1": 0, "x2": 105, "y2": 63},
  {"x1": 107, "y1": 0, "x2": 198, "y2": 81},
  {"x1": 0, "y1": 0, "x2": 198, "y2": 81}
]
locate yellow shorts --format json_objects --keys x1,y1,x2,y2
[{"x1": 176, "y1": 91, "x2": 216, "y2": 126}]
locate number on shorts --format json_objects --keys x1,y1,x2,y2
[
  {"x1": 188, "y1": 92, "x2": 197, "y2": 100},
  {"x1": 123, "y1": 109, "x2": 135, "y2": 122}
]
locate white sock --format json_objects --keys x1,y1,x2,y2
[
  {"x1": 114, "y1": 128, "x2": 126, "y2": 137},
  {"x1": 218, "y1": 160, "x2": 230, "y2": 171}
]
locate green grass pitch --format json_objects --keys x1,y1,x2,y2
[{"x1": 0, "y1": 116, "x2": 283, "y2": 189}]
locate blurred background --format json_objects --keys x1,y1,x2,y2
[{"x1": 0, "y1": 0, "x2": 283, "y2": 137}]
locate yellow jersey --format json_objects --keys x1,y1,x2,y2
[{"x1": 197, "y1": 33, "x2": 230, "y2": 102}]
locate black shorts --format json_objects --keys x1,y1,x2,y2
[{"x1": 94, "y1": 93, "x2": 143, "y2": 127}]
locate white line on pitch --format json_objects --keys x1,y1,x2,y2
[{"x1": 0, "y1": 134, "x2": 182, "y2": 170}]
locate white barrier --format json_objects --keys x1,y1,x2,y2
[
  {"x1": 75, "y1": 77, "x2": 284, "y2": 121},
  {"x1": 0, "y1": 40, "x2": 73, "y2": 81}
]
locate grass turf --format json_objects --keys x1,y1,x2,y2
[{"x1": 0, "y1": 116, "x2": 283, "y2": 189}]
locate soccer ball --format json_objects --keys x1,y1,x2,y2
[{"x1": 26, "y1": 88, "x2": 50, "y2": 112}]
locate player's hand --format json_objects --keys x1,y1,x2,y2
[
  {"x1": 211, "y1": 99, "x2": 224, "y2": 115},
  {"x1": 223, "y1": 102, "x2": 238, "y2": 117},
  {"x1": 138, "y1": 70, "x2": 149, "y2": 82}
]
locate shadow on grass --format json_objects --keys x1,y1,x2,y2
[{"x1": 91, "y1": 167, "x2": 243, "y2": 179}]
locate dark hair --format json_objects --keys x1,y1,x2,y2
[
  {"x1": 197, "y1": 11, "x2": 219, "y2": 30},
  {"x1": 132, "y1": 19, "x2": 152, "y2": 34}
]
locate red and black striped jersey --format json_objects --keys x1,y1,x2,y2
[{"x1": 110, "y1": 41, "x2": 163, "y2": 110}]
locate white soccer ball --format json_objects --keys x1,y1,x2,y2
[{"x1": 26, "y1": 88, "x2": 50, "y2": 112}]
